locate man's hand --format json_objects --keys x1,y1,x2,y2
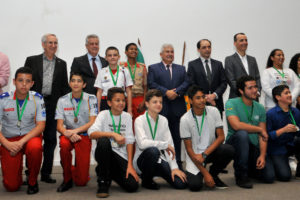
[
  {"x1": 260, "y1": 130, "x2": 269, "y2": 142},
  {"x1": 69, "y1": 134, "x2": 82, "y2": 143},
  {"x1": 203, "y1": 173, "x2": 215, "y2": 188},
  {"x1": 283, "y1": 124, "x2": 298, "y2": 133},
  {"x1": 4, "y1": 140, "x2": 24, "y2": 156},
  {"x1": 256, "y1": 155, "x2": 266, "y2": 169},
  {"x1": 166, "y1": 89, "x2": 178, "y2": 100},
  {"x1": 126, "y1": 165, "x2": 139, "y2": 182},
  {"x1": 166, "y1": 144, "x2": 175, "y2": 160},
  {"x1": 114, "y1": 133, "x2": 125, "y2": 145},
  {"x1": 193, "y1": 153, "x2": 205, "y2": 166},
  {"x1": 171, "y1": 169, "x2": 187, "y2": 183}
]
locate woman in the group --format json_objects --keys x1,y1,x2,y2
[
  {"x1": 261, "y1": 49, "x2": 300, "y2": 111},
  {"x1": 289, "y1": 53, "x2": 300, "y2": 110}
]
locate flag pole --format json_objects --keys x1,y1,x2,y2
[{"x1": 182, "y1": 41, "x2": 186, "y2": 66}]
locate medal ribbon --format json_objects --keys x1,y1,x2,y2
[
  {"x1": 273, "y1": 67, "x2": 285, "y2": 78},
  {"x1": 240, "y1": 98, "x2": 254, "y2": 123},
  {"x1": 192, "y1": 109, "x2": 206, "y2": 137},
  {"x1": 127, "y1": 61, "x2": 137, "y2": 81},
  {"x1": 16, "y1": 93, "x2": 29, "y2": 123},
  {"x1": 146, "y1": 111, "x2": 159, "y2": 140},
  {"x1": 70, "y1": 92, "x2": 83, "y2": 119},
  {"x1": 289, "y1": 110, "x2": 297, "y2": 126},
  {"x1": 109, "y1": 66, "x2": 120, "y2": 86},
  {"x1": 109, "y1": 110, "x2": 121, "y2": 134}
]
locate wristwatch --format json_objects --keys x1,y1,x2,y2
[{"x1": 202, "y1": 152, "x2": 208, "y2": 161}]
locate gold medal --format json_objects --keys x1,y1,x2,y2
[
  {"x1": 17, "y1": 120, "x2": 21, "y2": 127},
  {"x1": 74, "y1": 117, "x2": 78, "y2": 123}
]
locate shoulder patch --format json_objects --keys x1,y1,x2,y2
[
  {"x1": 34, "y1": 92, "x2": 43, "y2": 99},
  {"x1": 0, "y1": 92, "x2": 10, "y2": 99}
]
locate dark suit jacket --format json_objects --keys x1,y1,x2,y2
[
  {"x1": 147, "y1": 62, "x2": 190, "y2": 117},
  {"x1": 187, "y1": 58, "x2": 227, "y2": 112},
  {"x1": 24, "y1": 53, "x2": 70, "y2": 112},
  {"x1": 70, "y1": 54, "x2": 108, "y2": 95},
  {"x1": 224, "y1": 52, "x2": 261, "y2": 98}
]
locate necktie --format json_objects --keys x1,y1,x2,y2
[
  {"x1": 166, "y1": 64, "x2": 171, "y2": 79},
  {"x1": 92, "y1": 57, "x2": 98, "y2": 77},
  {"x1": 205, "y1": 59, "x2": 211, "y2": 85}
]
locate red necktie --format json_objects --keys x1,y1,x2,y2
[{"x1": 92, "y1": 57, "x2": 98, "y2": 77}]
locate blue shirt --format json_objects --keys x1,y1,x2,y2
[
  {"x1": 266, "y1": 105, "x2": 300, "y2": 155},
  {"x1": 87, "y1": 53, "x2": 102, "y2": 73}
]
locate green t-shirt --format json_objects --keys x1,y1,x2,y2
[{"x1": 225, "y1": 97, "x2": 266, "y2": 147}]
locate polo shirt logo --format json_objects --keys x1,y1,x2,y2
[
  {"x1": 4, "y1": 108, "x2": 14, "y2": 112},
  {"x1": 64, "y1": 107, "x2": 74, "y2": 111}
]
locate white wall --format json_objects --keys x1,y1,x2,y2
[{"x1": 0, "y1": 0, "x2": 300, "y2": 165}]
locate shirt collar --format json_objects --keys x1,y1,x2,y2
[
  {"x1": 43, "y1": 53, "x2": 56, "y2": 61},
  {"x1": 199, "y1": 56, "x2": 210, "y2": 64},
  {"x1": 275, "y1": 104, "x2": 293, "y2": 113},
  {"x1": 87, "y1": 53, "x2": 99, "y2": 61},
  {"x1": 162, "y1": 61, "x2": 172, "y2": 69},
  {"x1": 236, "y1": 52, "x2": 247, "y2": 60}
]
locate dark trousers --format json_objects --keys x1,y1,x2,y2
[
  {"x1": 94, "y1": 138, "x2": 138, "y2": 192},
  {"x1": 264, "y1": 137, "x2": 300, "y2": 182},
  {"x1": 186, "y1": 144, "x2": 234, "y2": 191},
  {"x1": 137, "y1": 147, "x2": 186, "y2": 189},
  {"x1": 166, "y1": 113, "x2": 182, "y2": 167},
  {"x1": 226, "y1": 130, "x2": 271, "y2": 182},
  {"x1": 41, "y1": 99, "x2": 57, "y2": 176}
]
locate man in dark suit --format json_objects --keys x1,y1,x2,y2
[
  {"x1": 225, "y1": 33, "x2": 261, "y2": 99},
  {"x1": 25, "y1": 33, "x2": 69, "y2": 183},
  {"x1": 187, "y1": 39, "x2": 227, "y2": 114},
  {"x1": 148, "y1": 44, "x2": 190, "y2": 168},
  {"x1": 70, "y1": 34, "x2": 108, "y2": 95}
]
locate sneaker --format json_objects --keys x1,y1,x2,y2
[
  {"x1": 213, "y1": 176, "x2": 228, "y2": 189},
  {"x1": 141, "y1": 180, "x2": 160, "y2": 190},
  {"x1": 236, "y1": 176, "x2": 253, "y2": 189},
  {"x1": 96, "y1": 180, "x2": 110, "y2": 198},
  {"x1": 27, "y1": 183, "x2": 39, "y2": 195},
  {"x1": 57, "y1": 179, "x2": 73, "y2": 192}
]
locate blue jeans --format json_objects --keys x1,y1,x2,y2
[
  {"x1": 264, "y1": 155, "x2": 291, "y2": 182},
  {"x1": 137, "y1": 147, "x2": 186, "y2": 189},
  {"x1": 226, "y1": 130, "x2": 272, "y2": 182}
]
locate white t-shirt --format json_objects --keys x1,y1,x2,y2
[
  {"x1": 180, "y1": 106, "x2": 223, "y2": 175},
  {"x1": 94, "y1": 66, "x2": 133, "y2": 96},
  {"x1": 88, "y1": 110, "x2": 135, "y2": 160}
]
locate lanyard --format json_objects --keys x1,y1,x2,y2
[
  {"x1": 109, "y1": 66, "x2": 120, "y2": 86},
  {"x1": 273, "y1": 67, "x2": 285, "y2": 78},
  {"x1": 16, "y1": 93, "x2": 29, "y2": 122},
  {"x1": 127, "y1": 61, "x2": 137, "y2": 81},
  {"x1": 70, "y1": 92, "x2": 83, "y2": 118},
  {"x1": 109, "y1": 110, "x2": 121, "y2": 134},
  {"x1": 192, "y1": 109, "x2": 206, "y2": 137},
  {"x1": 240, "y1": 98, "x2": 254, "y2": 123},
  {"x1": 146, "y1": 111, "x2": 159, "y2": 140},
  {"x1": 289, "y1": 110, "x2": 297, "y2": 125}
]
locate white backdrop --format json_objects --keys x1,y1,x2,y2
[{"x1": 0, "y1": 0, "x2": 300, "y2": 165}]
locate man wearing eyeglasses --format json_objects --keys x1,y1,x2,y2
[{"x1": 24, "y1": 33, "x2": 69, "y2": 184}]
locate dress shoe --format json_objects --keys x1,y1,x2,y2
[
  {"x1": 142, "y1": 180, "x2": 160, "y2": 190},
  {"x1": 27, "y1": 183, "x2": 39, "y2": 195},
  {"x1": 96, "y1": 180, "x2": 110, "y2": 198},
  {"x1": 57, "y1": 180, "x2": 73, "y2": 192},
  {"x1": 41, "y1": 175, "x2": 56, "y2": 183},
  {"x1": 236, "y1": 176, "x2": 253, "y2": 189}
]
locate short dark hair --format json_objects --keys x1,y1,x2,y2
[
  {"x1": 272, "y1": 85, "x2": 289, "y2": 104},
  {"x1": 125, "y1": 43, "x2": 137, "y2": 51},
  {"x1": 15, "y1": 67, "x2": 33, "y2": 80},
  {"x1": 145, "y1": 89, "x2": 163, "y2": 102},
  {"x1": 107, "y1": 87, "x2": 125, "y2": 101},
  {"x1": 289, "y1": 53, "x2": 300, "y2": 74},
  {"x1": 105, "y1": 46, "x2": 119, "y2": 56},
  {"x1": 187, "y1": 85, "x2": 205, "y2": 99},
  {"x1": 234, "y1": 33, "x2": 246, "y2": 42},
  {"x1": 236, "y1": 75, "x2": 256, "y2": 96},
  {"x1": 266, "y1": 49, "x2": 283, "y2": 68},
  {"x1": 196, "y1": 39, "x2": 211, "y2": 49},
  {"x1": 70, "y1": 71, "x2": 86, "y2": 83}
]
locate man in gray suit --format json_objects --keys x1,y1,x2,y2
[{"x1": 225, "y1": 33, "x2": 261, "y2": 99}]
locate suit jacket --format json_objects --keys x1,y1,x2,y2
[
  {"x1": 70, "y1": 54, "x2": 108, "y2": 95},
  {"x1": 147, "y1": 62, "x2": 190, "y2": 117},
  {"x1": 187, "y1": 58, "x2": 227, "y2": 112},
  {"x1": 24, "y1": 53, "x2": 70, "y2": 112},
  {"x1": 224, "y1": 52, "x2": 261, "y2": 98}
]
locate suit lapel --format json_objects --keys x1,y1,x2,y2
[
  {"x1": 85, "y1": 54, "x2": 95, "y2": 77},
  {"x1": 52, "y1": 58, "x2": 60, "y2": 86},
  {"x1": 210, "y1": 59, "x2": 216, "y2": 82},
  {"x1": 246, "y1": 56, "x2": 253, "y2": 76},
  {"x1": 196, "y1": 58, "x2": 210, "y2": 85},
  {"x1": 234, "y1": 53, "x2": 247, "y2": 74},
  {"x1": 38, "y1": 54, "x2": 44, "y2": 84},
  {"x1": 159, "y1": 62, "x2": 172, "y2": 88}
]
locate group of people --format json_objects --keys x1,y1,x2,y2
[{"x1": 0, "y1": 32, "x2": 299, "y2": 198}]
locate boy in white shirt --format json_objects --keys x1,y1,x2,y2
[
  {"x1": 134, "y1": 89, "x2": 187, "y2": 190},
  {"x1": 88, "y1": 87, "x2": 139, "y2": 198},
  {"x1": 180, "y1": 85, "x2": 234, "y2": 191}
]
